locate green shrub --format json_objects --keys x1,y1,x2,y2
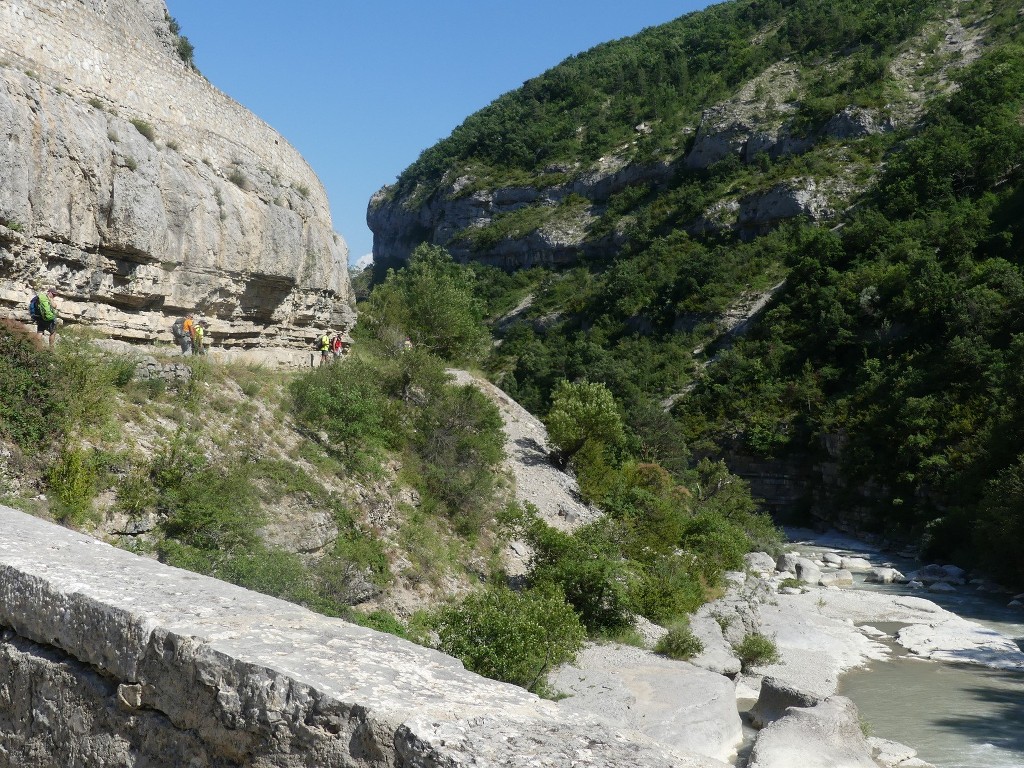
[
  {"x1": 130, "y1": 119, "x2": 155, "y2": 141},
  {"x1": 0, "y1": 323, "x2": 61, "y2": 450},
  {"x1": 348, "y1": 609, "x2": 408, "y2": 637},
  {"x1": 176, "y1": 36, "x2": 195, "y2": 65},
  {"x1": 228, "y1": 168, "x2": 248, "y2": 189},
  {"x1": 362, "y1": 244, "x2": 488, "y2": 362},
  {"x1": 289, "y1": 358, "x2": 399, "y2": 472},
  {"x1": 316, "y1": 524, "x2": 391, "y2": 599},
  {"x1": 655, "y1": 622, "x2": 704, "y2": 660},
  {"x1": 734, "y1": 633, "x2": 781, "y2": 671},
  {"x1": 153, "y1": 435, "x2": 262, "y2": 555},
  {"x1": 411, "y1": 381, "x2": 504, "y2": 530},
  {"x1": 219, "y1": 546, "x2": 313, "y2": 604},
  {"x1": 435, "y1": 584, "x2": 585, "y2": 693},
  {"x1": 115, "y1": 464, "x2": 157, "y2": 515},
  {"x1": 48, "y1": 447, "x2": 99, "y2": 525},
  {"x1": 527, "y1": 519, "x2": 635, "y2": 634},
  {"x1": 629, "y1": 555, "x2": 705, "y2": 624},
  {"x1": 546, "y1": 380, "x2": 625, "y2": 461}
]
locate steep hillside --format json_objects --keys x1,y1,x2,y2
[
  {"x1": 368, "y1": 0, "x2": 981, "y2": 270},
  {"x1": 0, "y1": 325, "x2": 515, "y2": 627},
  {"x1": 0, "y1": 0, "x2": 354, "y2": 351},
  {"x1": 367, "y1": 0, "x2": 1024, "y2": 584}
]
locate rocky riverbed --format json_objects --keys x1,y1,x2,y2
[{"x1": 547, "y1": 530, "x2": 1024, "y2": 768}]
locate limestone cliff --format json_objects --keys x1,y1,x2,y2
[{"x1": 0, "y1": 0, "x2": 355, "y2": 350}]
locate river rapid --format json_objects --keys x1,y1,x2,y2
[{"x1": 789, "y1": 529, "x2": 1024, "y2": 768}]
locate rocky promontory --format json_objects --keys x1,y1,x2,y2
[{"x1": 0, "y1": 0, "x2": 354, "y2": 352}]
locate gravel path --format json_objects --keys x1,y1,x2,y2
[{"x1": 448, "y1": 369, "x2": 599, "y2": 532}]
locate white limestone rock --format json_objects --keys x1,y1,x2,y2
[
  {"x1": 776, "y1": 552, "x2": 802, "y2": 573},
  {"x1": 867, "y1": 736, "x2": 917, "y2": 767},
  {"x1": 818, "y1": 569, "x2": 854, "y2": 587},
  {"x1": 747, "y1": 697, "x2": 876, "y2": 768},
  {"x1": 0, "y1": 2, "x2": 354, "y2": 349},
  {"x1": 688, "y1": 614, "x2": 742, "y2": 676},
  {"x1": 840, "y1": 557, "x2": 874, "y2": 571},
  {"x1": 745, "y1": 551, "x2": 777, "y2": 574},
  {"x1": 0, "y1": 506, "x2": 691, "y2": 767},
  {"x1": 866, "y1": 567, "x2": 906, "y2": 584},
  {"x1": 749, "y1": 676, "x2": 824, "y2": 728},
  {"x1": 896, "y1": 621, "x2": 1024, "y2": 669},
  {"x1": 550, "y1": 644, "x2": 741, "y2": 764},
  {"x1": 794, "y1": 557, "x2": 821, "y2": 585}
]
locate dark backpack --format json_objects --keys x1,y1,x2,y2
[
  {"x1": 172, "y1": 317, "x2": 185, "y2": 339},
  {"x1": 28, "y1": 295, "x2": 41, "y2": 322}
]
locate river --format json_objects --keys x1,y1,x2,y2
[{"x1": 788, "y1": 529, "x2": 1024, "y2": 768}]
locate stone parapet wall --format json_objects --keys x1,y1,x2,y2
[{"x1": 0, "y1": 507, "x2": 685, "y2": 767}]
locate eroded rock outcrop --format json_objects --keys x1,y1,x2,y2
[
  {"x1": 0, "y1": 506, "x2": 691, "y2": 767},
  {"x1": 0, "y1": 0, "x2": 354, "y2": 351}
]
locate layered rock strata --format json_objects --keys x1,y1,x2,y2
[
  {"x1": 0, "y1": 0, "x2": 354, "y2": 352},
  {"x1": 367, "y1": 64, "x2": 876, "y2": 270},
  {"x1": 0, "y1": 506, "x2": 696, "y2": 767}
]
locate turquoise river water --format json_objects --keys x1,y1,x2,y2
[{"x1": 793, "y1": 532, "x2": 1024, "y2": 768}]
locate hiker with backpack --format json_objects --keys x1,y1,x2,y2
[
  {"x1": 319, "y1": 331, "x2": 331, "y2": 365},
  {"x1": 172, "y1": 313, "x2": 196, "y2": 355},
  {"x1": 193, "y1": 321, "x2": 207, "y2": 355},
  {"x1": 29, "y1": 289, "x2": 59, "y2": 348}
]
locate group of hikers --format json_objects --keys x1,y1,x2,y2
[
  {"x1": 171, "y1": 313, "x2": 209, "y2": 356},
  {"x1": 318, "y1": 330, "x2": 352, "y2": 365},
  {"x1": 25, "y1": 288, "x2": 353, "y2": 365}
]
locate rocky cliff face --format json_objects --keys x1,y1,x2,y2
[
  {"x1": 367, "y1": 13, "x2": 981, "y2": 271},
  {"x1": 0, "y1": 0, "x2": 354, "y2": 350}
]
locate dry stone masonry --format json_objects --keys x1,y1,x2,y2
[
  {"x1": 0, "y1": 506, "x2": 692, "y2": 767},
  {"x1": 0, "y1": 0, "x2": 354, "y2": 354}
]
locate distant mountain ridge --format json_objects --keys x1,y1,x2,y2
[{"x1": 368, "y1": 0, "x2": 975, "y2": 270}]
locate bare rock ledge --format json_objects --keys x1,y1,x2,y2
[{"x1": 0, "y1": 506, "x2": 702, "y2": 767}]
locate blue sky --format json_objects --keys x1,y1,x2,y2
[{"x1": 164, "y1": 1, "x2": 712, "y2": 264}]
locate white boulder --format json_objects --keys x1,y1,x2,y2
[
  {"x1": 776, "y1": 552, "x2": 802, "y2": 573},
  {"x1": 866, "y1": 567, "x2": 906, "y2": 584},
  {"x1": 867, "y1": 736, "x2": 917, "y2": 767},
  {"x1": 550, "y1": 644, "x2": 742, "y2": 764},
  {"x1": 745, "y1": 552, "x2": 777, "y2": 574},
  {"x1": 840, "y1": 557, "x2": 874, "y2": 571},
  {"x1": 794, "y1": 558, "x2": 821, "y2": 585},
  {"x1": 818, "y1": 570, "x2": 854, "y2": 588},
  {"x1": 747, "y1": 696, "x2": 876, "y2": 768}
]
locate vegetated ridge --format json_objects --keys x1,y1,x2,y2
[{"x1": 367, "y1": 0, "x2": 1024, "y2": 586}]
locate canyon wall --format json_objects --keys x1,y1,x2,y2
[{"x1": 0, "y1": 0, "x2": 355, "y2": 351}]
